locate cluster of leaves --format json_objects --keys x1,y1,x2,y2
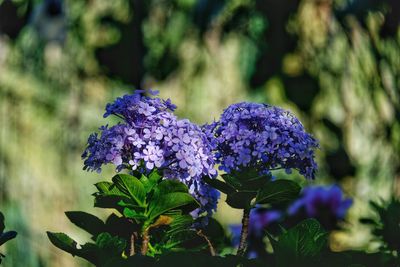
[
  {"x1": 46, "y1": 167, "x2": 329, "y2": 267},
  {"x1": 360, "y1": 198, "x2": 400, "y2": 260},
  {"x1": 0, "y1": 212, "x2": 17, "y2": 264},
  {"x1": 47, "y1": 171, "x2": 226, "y2": 266},
  {"x1": 45, "y1": 170, "x2": 400, "y2": 267},
  {"x1": 205, "y1": 169, "x2": 301, "y2": 210}
]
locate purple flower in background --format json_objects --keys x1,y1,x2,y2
[
  {"x1": 287, "y1": 185, "x2": 353, "y2": 229},
  {"x1": 82, "y1": 90, "x2": 219, "y2": 217},
  {"x1": 205, "y1": 102, "x2": 319, "y2": 179},
  {"x1": 249, "y1": 209, "x2": 282, "y2": 237}
]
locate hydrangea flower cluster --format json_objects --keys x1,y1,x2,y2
[
  {"x1": 205, "y1": 102, "x2": 319, "y2": 179},
  {"x1": 287, "y1": 185, "x2": 353, "y2": 229},
  {"x1": 82, "y1": 90, "x2": 219, "y2": 217}
]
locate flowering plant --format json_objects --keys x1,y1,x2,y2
[
  {"x1": 204, "y1": 102, "x2": 318, "y2": 255},
  {"x1": 82, "y1": 90, "x2": 219, "y2": 218},
  {"x1": 47, "y1": 91, "x2": 389, "y2": 267}
]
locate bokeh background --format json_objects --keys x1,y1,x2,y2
[{"x1": 0, "y1": 0, "x2": 399, "y2": 266}]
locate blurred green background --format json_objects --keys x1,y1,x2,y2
[{"x1": 0, "y1": 0, "x2": 399, "y2": 266}]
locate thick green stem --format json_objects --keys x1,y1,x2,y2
[
  {"x1": 236, "y1": 208, "x2": 250, "y2": 257},
  {"x1": 140, "y1": 228, "x2": 150, "y2": 256}
]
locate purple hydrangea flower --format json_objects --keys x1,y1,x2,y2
[
  {"x1": 287, "y1": 185, "x2": 353, "y2": 229},
  {"x1": 205, "y1": 102, "x2": 319, "y2": 179},
  {"x1": 82, "y1": 90, "x2": 220, "y2": 217}
]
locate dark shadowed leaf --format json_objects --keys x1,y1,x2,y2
[
  {"x1": 65, "y1": 211, "x2": 105, "y2": 238},
  {"x1": 94, "y1": 194, "x2": 134, "y2": 211},
  {"x1": 166, "y1": 215, "x2": 194, "y2": 236},
  {"x1": 0, "y1": 231, "x2": 17, "y2": 246},
  {"x1": 46, "y1": 232, "x2": 80, "y2": 256},
  {"x1": 226, "y1": 191, "x2": 256, "y2": 209},
  {"x1": 96, "y1": 232, "x2": 126, "y2": 252},
  {"x1": 0, "y1": 212, "x2": 4, "y2": 234},
  {"x1": 203, "y1": 176, "x2": 236, "y2": 195},
  {"x1": 255, "y1": 179, "x2": 301, "y2": 205},
  {"x1": 272, "y1": 219, "x2": 328, "y2": 267},
  {"x1": 221, "y1": 174, "x2": 243, "y2": 190}
]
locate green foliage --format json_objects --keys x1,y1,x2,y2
[
  {"x1": 360, "y1": 198, "x2": 400, "y2": 254},
  {"x1": 47, "y1": 231, "x2": 126, "y2": 266},
  {"x1": 0, "y1": 212, "x2": 17, "y2": 265},
  {"x1": 268, "y1": 219, "x2": 328, "y2": 267},
  {"x1": 47, "y1": 171, "x2": 220, "y2": 265},
  {"x1": 112, "y1": 174, "x2": 146, "y2": 207},
  {"x1": 206, "y1": 173, "x2": 301, "y2": 210},
  {"x1": 65, "y1": 211, "x2": 105, "y2": 239},
  {"x1": 101, "y1": 252, "x2": 264, "y2": 267},
  {"x1": 256, "y1": 180, "x2": 301, "y2": 206}
]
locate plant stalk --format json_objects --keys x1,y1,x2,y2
[
  {"x1": 197, "y1": 230, "x2": 216, "y2": 256},
  {"x1": 236, "y1": 208, "x2": 250, "y2": 257},
  {"x1": 128, "y1": 233, "x2": 135, "y2": 256},
  {"x1": 140, "y1": 228, "x2": 150, "y2": 255}
]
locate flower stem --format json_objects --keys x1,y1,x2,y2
[
  {"x1": 197, "y1": 230, "x2": 216, "y2": 256},
  {"x1": 237, "y1": 208, "x2": 250, "y2": 257},
  {"x1": 141, "y1": 228, "x2": 150, "y2": 255}
]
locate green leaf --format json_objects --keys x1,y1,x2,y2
[
  {"x1": 0, "y1": 212, "x2": 4, "y2": 234},
  {"x1": 94, "y1": 181, "x2": 137, "y2": 210},
  {"x1": 0, "y1": 231, "x2": 17, "y2": 246},
  {"x1": 46, "y1": 232, "x2": 98, "y2": 264},
  {"x1": 274, "y1": 219, "x2": 328, "y2": 267},
  {"x1": 200, "y1": 217, "x2": 228, "y2": 248},
  {"x1": 47, "y1": 232, "x2": 80, "y2": 256},
  {"x1": 139, "y1": 175, "x2": 152, "y2": 193},
  {"x1": 221, "y1": 174, "x2": 243, "y2": 190},
  {"x1": 165, "y1": 229, "x2": 199, "y2": 249},
  {"x1": 157, "y1": 180, "x2": 189, "y2": 194},
  {"x1": 94, "y1": 195, "x2": 133, "y2": 210},
  {"x1": 95, "y1": 182, "x2": 115, "y2": 194},
  {"x1": 239, "y1": 174, "x2": 270, "y2": 191},
  {"x1": 96, "y1": 232, "x2": 126, "y2": 252},
  {"x1": 65, "y1": 211, "x2": 105, "y2": 238},
  {"x1": 123, "y1": 208, "x2": 148, "y2": 221},
  {"x1": 148, "y1": 192, "x2": 199, "y2": 222},
  {"x1": 203, "y1": 176, "x2": 236, "y2": 195},
  {"x1": 104, "y1": 213, "x2": 138, "y2": 238},
  {"x1": 150, "y1": 180, "x2": 190, "y2": 208},
  {"x1": 94, "y1": 182, "x2": 131, "y2": 199},
  {"x1": 112, "y1": 174, "x2": 146, "y2": 206},
  {"x1": 139, "y1": 170, "x2": 161, "y2": 193},
  {"x1": 167, "y1": 215, "x2": 194, "y2": 235},
  {"x1": 255, "y1": 179, "x2": 301, "y2": 205},
  {"x1": 226, "y1": 191, "x2": 256, "y2": 209},
  {"x1": 148, "y1": 170, "x2": 162, "y2": 185}
]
